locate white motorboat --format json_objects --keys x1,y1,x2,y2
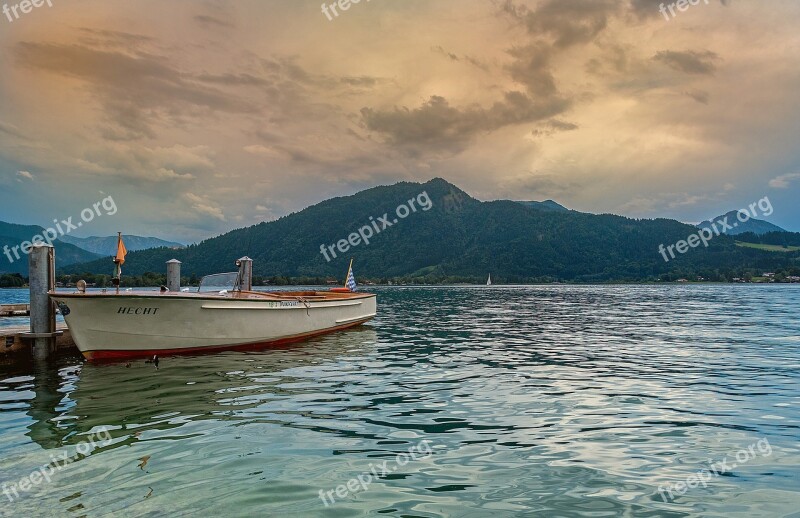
[{"x1": 51, "y1": 263, "x2": 376, "y2": 361}]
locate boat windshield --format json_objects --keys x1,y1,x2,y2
[{"x1": 197, "y1": 272, "x2": 240, "y2": 293}]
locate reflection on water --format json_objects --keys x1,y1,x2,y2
[{"x1": 1, "y1": 285, "x2": 799, "y2": 517}]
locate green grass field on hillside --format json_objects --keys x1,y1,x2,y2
[{"x1": 735, "y1": 241, "x2": 800, "y2": 252}]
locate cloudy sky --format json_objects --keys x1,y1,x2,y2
[{"x1": 1, "y1": 0, "x2": 799, "y2": 242}]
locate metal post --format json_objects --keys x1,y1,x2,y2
[
  {"x1": 29, "y1": 244, "x2": 56, "y2": 360},
  {"x1": 166, "y1": 259, "x2": 181, "y2": 292},
  {"x1": 238, "y1": 256, "x2": 253, "y2": 292}
]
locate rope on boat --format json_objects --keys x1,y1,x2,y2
[{"x1": 296, "y1": 297, "x2": 311, "y2": 316}]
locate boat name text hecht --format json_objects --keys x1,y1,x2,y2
[{"x1": 117, "y1": 307, "x2": 159, "y2": 315}]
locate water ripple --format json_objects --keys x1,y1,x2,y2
[{"x1": 0, "y1": 285, "x2": 799, "y2": 517}]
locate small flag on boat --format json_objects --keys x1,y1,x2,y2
[
  {"x1": 115, "y1": 233, "x2": 127, "y2": 266},
  {"x1": 113, "y1": 233, "x2": 127, "y2": 292},
  {"x1": 111, "y1": 232, "x2": 128, "y2": 294},
  {"x1": 345, "y1": 259, "x2": 357, "y2": 292}
]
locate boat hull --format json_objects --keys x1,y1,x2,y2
[{"x1": 51, "y1": 291, "x2": 376, "y2": 361}]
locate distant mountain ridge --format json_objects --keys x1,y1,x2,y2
[
  {"x1": 61, "y1": 178, "x2": 800, "y2": 283},
  {"x1": 697, "y1": 210, "x2": 786, "y2": 236},
  {"x1": 517, "y1": 200, "x2": 570, "y2": 212},
  {"x1": 58, "y1": 234, "x2": 184, "y2": 256},
  {"x1": 0, "y1": 221, "x2": 101, "y2": 275},
  {"x1": 0, "y1": 221, "x2": 184, "y2": 275}
]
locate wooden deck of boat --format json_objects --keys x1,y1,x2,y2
[
  {"x1": 241, "y1": 290, "x2": 370, "y2": 300},
  {"x1": 53, "y1": 290, "x2": 372, "y2": 301}
]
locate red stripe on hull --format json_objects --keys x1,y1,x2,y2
[{"x1": 82, "y1": 318, "x2": 373, "y2": 362}]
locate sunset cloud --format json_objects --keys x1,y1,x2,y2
[
  {"x1": 653, "y1": 50, "x2": 720, "y2": 75},
  {"x1": 0, "y1": 0, "x2": 798, "y2": 240},
  {"x1": 769, "y1": 173, "x2": 800, "y2": 189}
]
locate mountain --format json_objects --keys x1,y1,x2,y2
[
  {"x1": 61, "y1": 178, "x2": 800, "y2": 283},
  {"x1": 0, "y1": 221, "x2": 101, "y2": 275},
  {"x1": 697, "y1": 210, "x2": 786, "y2": 236},
  {"x1": 518, "y1": 200, "x2": 570, "y2": 212},
  {"x1": 0, "y1": 221, "x2": 50, "y2": 242},
  {"x1": 58, "y1": 234, "x2": 184, "y2": 256}
]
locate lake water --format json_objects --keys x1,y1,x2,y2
[{"x1": 1, "y1": 285, "x2": 799, "y2": 517}]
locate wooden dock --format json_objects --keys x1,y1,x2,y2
[
  {"x1": 3, "y1": 246, "x2": 182, "y2": 362},
  {"x1": 0, "y1": 304, "x2": 30, "y2": 317},
  {"x1": 1, "y1": 324, "x2": 76, "y2": 359}
]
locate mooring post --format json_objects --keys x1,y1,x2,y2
[
  {"x1": 238, "y1": 256, "x2": 253, "y2": 291},
  {"x1": 166, "y1": 259, "x2": 182, "y2": 292},
  {"x1": 29, "y1": 244, "x2": 56, "y2": 360}
]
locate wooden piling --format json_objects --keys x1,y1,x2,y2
[
  {"x1": 238, "y1": 256, "x2": 253, "y2": 291},
  {"x1": 167, "y1": 259, "x2": 182, "y2": 292},
  {"x1": 21, "y1": 244, "x2": 58, "y2": 360}
]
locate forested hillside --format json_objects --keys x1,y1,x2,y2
[{"x1": 61, "y1": 179, "x2": 800, "y2": 283}]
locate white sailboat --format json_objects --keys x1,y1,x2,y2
[{"x1": 486, "y1": 274, "x2": 492, "y2": 286}]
